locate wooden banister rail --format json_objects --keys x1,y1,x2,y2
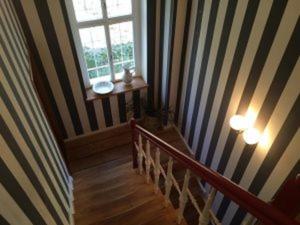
[
  {"x1": 271, "y1": 174, "x2": 300, "y2": 219},
  {"x1": 130, "y1": 119, "x2": 299, "y2": 225}
]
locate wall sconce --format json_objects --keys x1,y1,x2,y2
[
  {"x1": 229, "y1": 115, "x2": 248, "y2": 131},
  {"x1": 243, "y1": 128, "x2": 260, "y2": 145},
  {"x1": 230, "y1": 115, "x2": 261, "y2": 145}
]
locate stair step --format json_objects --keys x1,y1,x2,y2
[
  {"x1": 74, "y1": 174, "x2": 146, "y2": 206},
  {"x1": 74, "y1": 160, "x2": 188, "y2": 225},
  {"x1": 75, "y1": 185, "x2": 158, "y2": 223},
  {"x1": 153, "y1": 161, "x2": 206, "y2": 225},
  {"x1": 94, "y1": 197, "x2": 186, "y2": 225},
  {"x1": 72, "y1": 128, "x2": 200, "y2": 225},
  {"x1": 70, "y1": 144, "x2": 132, "y2": 172}
]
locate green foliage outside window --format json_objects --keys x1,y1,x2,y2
[{"x1": 84, "y1": 42, "x2": 134, "y2": 79}]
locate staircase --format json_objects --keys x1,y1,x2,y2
[
  {"x1": 130, "y1": 119, "x2": 299, "y2": 225},
  {"x1": 74, "y1": 161, "x2": 187, "y2": 225},
  {"x1": 71, "y1": 119, "x2": 299, "y2": 225},
  {"x1": 72, "y1": 127, "x2": 191, "y2": 225}
]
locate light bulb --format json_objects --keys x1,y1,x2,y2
[
  {"x1": 229, "y1": 115, "x2": 247, "y2": 131},
  {"x1": 243, "y1": 128, "x2": 261, "y2": 145}
]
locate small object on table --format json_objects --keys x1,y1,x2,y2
[
  {"x1": 92, "y1": 81, "x2": 114, "y2": 95},
  {"x1": 123, "y1": 67, "x2": 133, "y2": 86}
]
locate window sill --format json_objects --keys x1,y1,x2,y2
[{"x1": 86, "y1": 76, "x2": 148, "y2": 101}]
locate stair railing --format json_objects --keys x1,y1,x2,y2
[{"x1": 130, "y1": 119, "x2": 299, "y2": 225}]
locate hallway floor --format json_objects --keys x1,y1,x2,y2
[{"x1": 72, "y1": 127, "x2": 191, "y2": 225}]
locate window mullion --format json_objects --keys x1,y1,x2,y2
[
  {"x1": 77, "y1": 19, "x2": 106, "y2": 29},
  {"x1": 101, "y1": 0, "x2": 115, "y2": 81}
]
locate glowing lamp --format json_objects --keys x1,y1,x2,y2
[
  {"x1": 243, "y1": 128, "x2": 261, "y2": 145},
  {"x1": 229, "y1": 115, "x2": 247, "y2": 131}
]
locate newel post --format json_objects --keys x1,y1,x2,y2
[{"x1": 130, "y1": 118, "x2": 138, "y2": 168}]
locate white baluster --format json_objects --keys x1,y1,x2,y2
[
  {"x1": 138, "y1": 134, "x2": 143, "y2": 175},
  {"x1": 242, "y1": 214, "x2": 256, "y2": 225},
  {"x1": 154, "y1": 148, "x2": 161, "y2": 194},
  {"x1": 145, "y1": 140, "x2": 151, "y2": 183},
  {"x1": 199, "y1": 187, "x2": 216, "y2": 225},
  {"x1": 177, "y1": 169, "x2": 190, "y2": 224},
  {"x1": 164, "y1": 157, "x2": 173, "y2": 206}
]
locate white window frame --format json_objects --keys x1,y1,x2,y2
[{"x1": 65, "y1": 0, "x2": 141, "y2": 88}]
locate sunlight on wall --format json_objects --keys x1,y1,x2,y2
[
  {"x1": 245, "y1": 107, "x2": 257, "y2": 128},
  {"x1": 245, "y1": 107, "x2": 271, "y2": 151},
  {"x1": 258, "y1": 128, "x2": 271, "y2": 152}
]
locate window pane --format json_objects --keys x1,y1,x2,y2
[
  {"x1": 106, "y1": 0, "x2": 132, "y2": 18},
  {"x1": 72, "y1": 0, "x2": 102, "y2": 22},
  {"x1": 79, "y1": 26, "x2": 111, "y2": 82},
  {"x1": 109, "y1": 21, "x2": 135, "y2": 80}
]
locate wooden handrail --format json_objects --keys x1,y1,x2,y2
[
  {"x1": 271, "y1": 174, "x2": 300, "y2": 219},
  {"x1": 130, "y1": 119, "x2": 299, "y2": 225}
]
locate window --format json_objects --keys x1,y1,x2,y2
[{"x1": 66, "y1": 0, "x2": 140, "y2": 87}]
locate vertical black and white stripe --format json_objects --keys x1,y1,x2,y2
[
  {"x1": 0, "y1": 0, "x2": 73, "y2": 224},
  {"x1": 152, "y1": 0, "x2": 300, "y2": 224},
  {"x1": 8, "y1": 0, "x2": 300, "y2": 223},
  {"x1": 13, "y1": 0, "x2": 142, "y2": 140},
  {"x1": 151, "y1": 0, "x2": 188, "y2": 124}
]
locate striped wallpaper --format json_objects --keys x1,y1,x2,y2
[
  {"x1": 8, "y1": 0, "x2": 300, "y2": 224},
  {"x1": 151, "y1": 0, "x2": 300, "y2": 224},
  {"x1": 0, "y1": 0, "x2": 73, "y2": 224},
  {"x1": 13, "y1": 0, "x2": 144, "y2": 140}
]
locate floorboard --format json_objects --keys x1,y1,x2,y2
[{"x1": 72, "y1": 127, "x2": 197, "y2": 225}]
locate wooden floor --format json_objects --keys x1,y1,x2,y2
[{"x1": 71, "y1": 127, "x2": 200, "y2": 225}]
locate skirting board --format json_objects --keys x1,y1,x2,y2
[
  {"x1": 64, "y1": 124, "x2": 131, "y2": 161},
  {"x1": 64, "y1": 121, "x2": 131, "y2": 142},
  {"x1": 64, "y1": 119, "x2": 145, "y2": 162},
  {"x1": 64, "y1": 118, "x2": 144, "y2": 144}
]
